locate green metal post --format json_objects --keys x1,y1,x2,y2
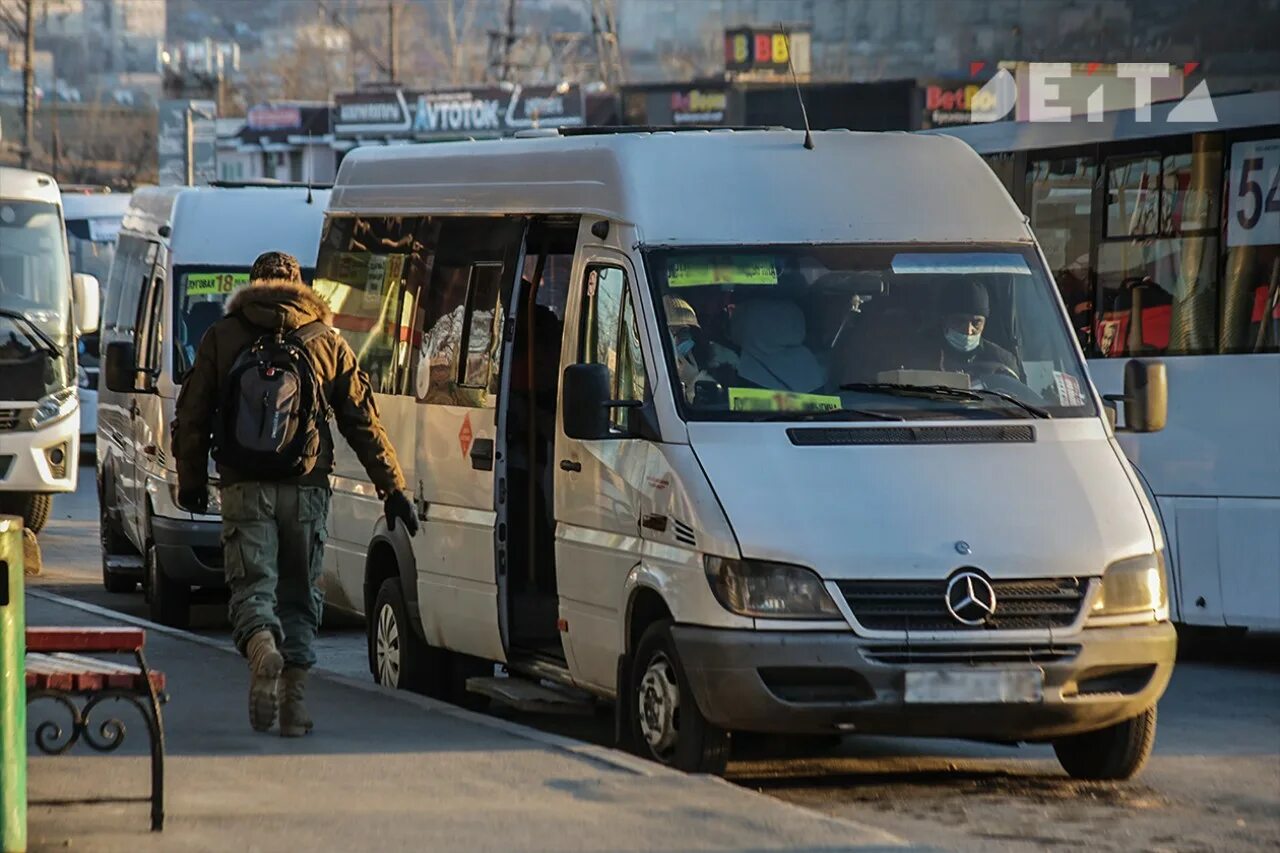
[{"x1": 0, "y1": 515, "x2": 26, "y2": 853}]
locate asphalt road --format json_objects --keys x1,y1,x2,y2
[{"x1": 26, "y1": 462, "x2": 1280, "y2": 852}]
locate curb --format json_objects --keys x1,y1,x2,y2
[{"x1": 26, "y1": 587, "x2": 910, "y2": 847}]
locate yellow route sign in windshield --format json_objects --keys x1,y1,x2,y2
[
  {"x1": 185, "y1": 272, "x2": 249, "y2": 296},
  {"x1": 728, "y1": 387, "x2": 841, "y2": 412},
  {"x1": 668, "y1": 256, "x2": 778, "y2": 288}
]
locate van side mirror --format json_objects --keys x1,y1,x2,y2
[
  {"x1": 103, "y1": 341, "x2": 140, "y2": 393},
  {"x1": 562, "y1": 364, "x2": 613, "y2": 440},
  {"x1": 1106, "y1": 359, "x2": 1167, "y2": 433},
  {"x1": 72, "y1": 273, "x2": 100, "y2": 334},
  {"x1": 562, "y1": 363, "x2": 645, "y2": 441}
]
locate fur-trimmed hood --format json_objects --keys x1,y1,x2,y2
[{"x1": 225, "y1": 279, "x2": 332, "y2": 331}]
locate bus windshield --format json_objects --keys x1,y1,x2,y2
[
  {"x1": 645, "y1": 245, "x2": 1096, "y2": 421},
  {"x1": 0, "y1": 200, "x2": 71, "y2": 344}
]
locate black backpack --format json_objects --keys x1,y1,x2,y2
[{"x1": 213, "y1": 320, "x2": 332, "y2": 480}]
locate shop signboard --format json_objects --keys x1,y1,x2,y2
[{"x1": 334, "y1": 85, "x2": 585, "y2": 139}]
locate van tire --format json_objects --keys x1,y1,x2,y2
[
  {"x1": 629, "y1": 620, "x2": 730, "y2": 775},
  {"x1": 1053, "y1": 706, "x2": 1157, "y2": 781},
  {"x1": 100, "y1": 495, "x2": 138, "y2": 593},
  {"x1": 0, "y1": 492, "x2": 53, "y2": 534},
  {"x1": 145, "y1": 542, "x2": 191, "y2": 628},
  {"x1": 371, "y1": 578, "x2": 442, "y2": 697}
]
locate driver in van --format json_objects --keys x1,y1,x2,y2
[
  {"x1": 933, "y1": 281, "x2": 1018, "y2": 376},
  {"x1": 664, "y1": 295, "x2": 739, "y2": 401}
]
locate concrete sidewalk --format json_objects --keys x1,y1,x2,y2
[{"x1": 23, "y1": 591, "x2": 910, "y2": 852}]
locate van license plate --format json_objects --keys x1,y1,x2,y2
[{"x1": 904, "y1": 670, "x2": 1043, "y2": 704}]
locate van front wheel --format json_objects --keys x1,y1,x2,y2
[
  {"x1": 629, "y1": 620, "x2": 729, "y2": 775},
  {"x1": 371, "y1": 578, "x2": 442, "y2": 697},
  {"x1": 1052, "y1": 706, "x2": 1157, "y2": 781},
  {"x1": 0, "y1": 492, "x2": 52, "y2": 534}
]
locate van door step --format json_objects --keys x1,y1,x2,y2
[
  {"x1": 104, "y1": 555, "x2": 144, "y2": 573},
  {"x1": 465, "y1": 676, "x2": 596, "y2": 715}
]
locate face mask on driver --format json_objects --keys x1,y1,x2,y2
[
  {"x1": 945, "y1": 328, "x2": 981, "y2": 353},
  {"x1": 674, "y1": 336, "x2": 696, "y2": 359}
]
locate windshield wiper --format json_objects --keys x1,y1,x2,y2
[
  {"x1": 755, "y1": 407, "x2": 906, "y2": 423},
  {"x1": 839, "y1": 382, "x2": 1050, "y2": 419},
  {"x1": 0, "y1": 308, "x2": 61, "y2": 358}
]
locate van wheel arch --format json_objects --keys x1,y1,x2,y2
[
  {"x1": 363, "y1": 528, "x2": 423, "y2": 674},
  {"x1": 626, "y1": 586, "x2": 673, "y2": 655}
]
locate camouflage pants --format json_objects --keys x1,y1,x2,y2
[{"x1": 220, "y1": 482, "x2": 330, "y2": 669}]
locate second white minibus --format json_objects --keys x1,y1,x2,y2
[{"x1": 315, "y1": 129, "x2": 1175, "y2": 779}]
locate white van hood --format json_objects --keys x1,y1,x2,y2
[{"x1": 688, "y1": 420, "x2": 1154, "y2": 581}]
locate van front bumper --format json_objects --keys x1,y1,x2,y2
[
  {"x1": 671, "y1": 622, "x2": 1176, "y2": 741},
  {"x1": 152, "y1": 514, "x2": 224, "y2": 587}
]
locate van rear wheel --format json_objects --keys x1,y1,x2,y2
[
  {"x1": 629, "y1": 620, "x2": 730, "y2": 775},
  {"x1": 1053, "y1": 706, "x2": 1158, "y2": 781}
]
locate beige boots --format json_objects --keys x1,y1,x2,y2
[
  {"x1": 245, "y1": 630, "x2": 314, "y2": 736},
  {"x1": 245, "y1": 629, "x2": 284, "y2": 732},
  {"x1": 279, "y1": 668, "x2": 314, "y2": 737}
]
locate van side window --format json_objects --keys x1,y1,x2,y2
[
  {"x1": 313, "y1": 215, "x2": 434, "y2": 395},
  {"x1": 416, "y1": 217, "x2": 525, "y2": 406},
  {"x1": 135, "y1": 256, "x2": 165, "y2": 374},
  {"x1": 104, "y1": 235, "x2": 151, "y2": 333},
  {"x1": 580, "y1": 264, "x2": 647, "y2": 429}
]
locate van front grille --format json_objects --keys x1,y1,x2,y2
[
  {"x1": 0, "y1": 409, "x2": 23, "y2": 431},
  {"x1": 864, "y1": 643, "x2": 1081, "y2": 666},
  {"x1": 838, "y1": 577, "x2": 1087, "y2": 632}
]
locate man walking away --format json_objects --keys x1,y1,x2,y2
[{"x1": 173, "y1": 251, "x2": 418, "y2": 736}]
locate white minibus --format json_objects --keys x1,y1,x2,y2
[
  {"x1": 96, "y1": 184, "x2": 330, "y2": 626},
  {"x1": 62, "y1": 187, "x2": 131, "y2": 445},
  {"x1": 317, "y1": 129, "x2": 1175, "y2": 779},
  {"x1": 0, "y1": 167, "x2": 100, "y2": 531}
]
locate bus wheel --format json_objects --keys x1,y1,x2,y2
[
  {"x1": 1053, "y1": 706, "x2": 1157, "y2": 781},
  {"x1": 372, "y1": 578, "x2": 442, "y2": 697},
  {"x1": 0, "y1": 492, "x2": 53, "y2": 534},
  {"x1": 629, "y1": 620, "x2": 729, "y2": 775}
]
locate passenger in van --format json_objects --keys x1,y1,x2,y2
[
  {"x1": 928, "y1": 282, "x2": 1018, "y2": 376},
  {"x1": 173, "y1": 251, "x2": 416, "y2": 738},
  {"x1": 729, "y1": 296, "x2": 826, "y2": 393}
]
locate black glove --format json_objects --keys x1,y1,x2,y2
[
  {"x1": 177, "y1": 486, "x2": 208, "y2": 515},
  {"x1": 385, "y1": 489, "x2": 419, "y2": 537}
]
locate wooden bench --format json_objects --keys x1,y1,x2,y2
[{"x1": 25, "y1": 627, "x2": 167, "y2": 831}]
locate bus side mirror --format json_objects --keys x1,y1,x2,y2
[
  {"x1": 72, "y1": 273, "x2": 100, "y2": 334},
  {"x1": 1107, "y1": 359, "x2": 1166, "y2": 433},
  {"x1": 103, "y1": 341, "x2": 139, "y2": 393}
]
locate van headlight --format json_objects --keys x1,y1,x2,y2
[
  {"x1": 30, "y1": 387, "x2": 77, "y2": 428},
  {"x1": 704, "y1": 556, "x2": 841, "y2": 619},
  {"x1": 1089, "y1": 552, "x2": 1169, "y2": 624}
]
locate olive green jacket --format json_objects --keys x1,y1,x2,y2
[{"x1": 173, "y1": 279, "x2": 406, "y2": 497}]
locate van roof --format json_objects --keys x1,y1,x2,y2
[
  {"x1": 0, "y1": 167, "x2": 63, "y2": 206},
  {"x1": 122, "y1": 185, "x2": 331, "y2": 267},
  {"x1": 62, "y1": 191, "x2": 132, "y2": 221},
  {"x1": 330, "y1": 130, "x2": 1031, "y2": 246}
]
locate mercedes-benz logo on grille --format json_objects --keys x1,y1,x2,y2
[{"x1": 945, "y1": 571, "x2": 997, "y2": 625}]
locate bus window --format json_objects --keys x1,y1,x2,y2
[
  {"x1": 1027, "y1": 156, "x2": 1096, "y2": 350},
  {"x1": 1221, "y1": 136, "x2": 1280, "y2": 354}
]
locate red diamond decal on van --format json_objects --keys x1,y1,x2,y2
[{"x1": 459, "y1": 414, "x2": 473, "y2": 458}]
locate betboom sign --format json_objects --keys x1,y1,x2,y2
[{"x1": 334, "y1": 85, "x2": 585, "y2": 138}]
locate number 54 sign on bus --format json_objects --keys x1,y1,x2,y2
[{"x1": 1227, "y1": 138, "x2": 1280, "y2": 248}]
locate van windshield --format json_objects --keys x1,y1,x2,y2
[
  {"x1": 172, "y1": 266, "x2": 315, "y2": 378},
  {"x1": 644, "y1": 245, "x2": 1096, "y2": 421},
  {"x1": 0, "y1": 200, "x2": 71, "y2": 345}
]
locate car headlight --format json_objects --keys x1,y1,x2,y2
[
  {"x1": 1089, "y1": 552, "x2": 1168, "y2": 624},
  {"x1": 167, "y1": 481, "x2": 222, "y2": 516},
  {"x1": 704, "y1": 556, "x2": 841, "y2": 619},
  {"x1": 30, "y1": 387, "x2": 77, "y2": 428}
]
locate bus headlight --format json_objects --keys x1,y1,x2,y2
[
  {"x1": 30, "y1": 387, "x2": 77, "y2": 428},
  {"x1": 704, "y1": 556, "x2": 841, "y2": 619},
  {"x1": 1089, "y1": 552, "x2": 1169, "y2": 624}
]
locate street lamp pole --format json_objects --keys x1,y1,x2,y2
[{"x1": 21, "y1": 0, "x2": 35, "y2": 169}]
